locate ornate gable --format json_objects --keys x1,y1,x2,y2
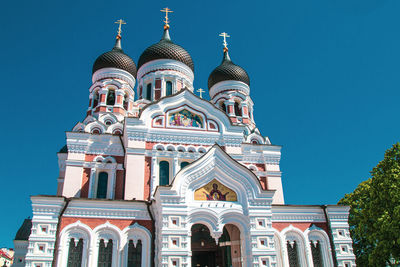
[{"x1": 156, "y1": 145, "x2": 275, "y2": 207}]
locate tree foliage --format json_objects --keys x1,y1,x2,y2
[{"x1": 339, "y1": 143, "x2": 400, "y2": 266}]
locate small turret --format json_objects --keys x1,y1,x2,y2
[
  {"x1": 88, "y1": 20, "x2": 136, "y2": 119},
  {"x1": 136, "y1": 8, "x2": 194, "y2": 105},
  {"x1": 208, "y1": 33, "x2": 255, "y2": 128}
]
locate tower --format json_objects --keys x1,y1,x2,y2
[
  {"x1": 208, "y1": 33, "x2": 254, "y2": 129},
  {"x1": 134, "y1": 8, "x2": 194, "y2": 114}
]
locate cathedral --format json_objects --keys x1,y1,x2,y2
[{"x1": 13, "y1": 10, "x2": 356, "y2": 267}]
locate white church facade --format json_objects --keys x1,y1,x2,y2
[{"x1": 13, "y1": 12, "x2": 356, "y2": 267}]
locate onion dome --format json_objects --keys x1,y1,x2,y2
[
  {"x1": 208, "y1": 50, "x2": 250, "y2": 89},
  {"x1": 92, "y1": 37, "x2": 137, "y2": 78},
  {"x1": 138, "y1": 29, "x2": 194, "y2": 71}
]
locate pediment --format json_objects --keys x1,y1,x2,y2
[{"x1": 156, "y1": 145, "x2": 275, "y2": 206}]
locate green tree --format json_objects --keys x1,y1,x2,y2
[{"x1": 339, "y1": 143, "x2": 400, "y2": 266}]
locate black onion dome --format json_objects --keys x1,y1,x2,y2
[
  {"x1": 138, "y1": 29, "x2": 194, "y2": 72},
  {"x1": 208, "y1": 50, "x2": 250, "y2": 89},
  {"x1": 92, "y1": 38, "x2": 137, "y2": 78}
]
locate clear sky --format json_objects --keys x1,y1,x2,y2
[{"x1": 1, "y1": 0, "x2": 399, "y2": 248}]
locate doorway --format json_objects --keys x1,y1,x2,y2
[{"x1": 191, "y1": 224, "x2": 241, "y2": 267}]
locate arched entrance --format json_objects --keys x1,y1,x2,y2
[{"x1": 191, "y1": 224, "x2": 242, "y2": 267}]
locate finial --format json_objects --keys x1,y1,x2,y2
[
  {"x1": 197, "y1": 88, "x2": 205, "y2": 98},
  {"x1": 114, "y1": 19, "x2": 126, "y2": 39},
  {"x1": 219, "y1": 32, "x2": 230, "y2": 52},
  {"x1": 161, "y1": 7, "x2": 173, "y2": 30}
]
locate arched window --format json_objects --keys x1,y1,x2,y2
[
  {"x1": 127, "y1": 240, "x2": 142, "y2": 267},
  {"x1": 287, "y1": 240, "x2": 300, "y2": 267},
  {"x1": 98, "y1": 239, "x2": 113, "y2": 267},
  {"x1": 139, "y1": 86, "x2": 143, "y2": 99},
  {"x1": 180, "y1": 161, "x2": 189, "y2": 169},
  {"x1": 146, "y1": 84, "x2": 152, "y2": 101},
  {"x1": 166, "y1": 81, "x2": 173, "y2": 96},
  {"x1": 159, "y1": 161, "x2": 170, "y2": 186},
  {"x1": 221, "y1": 102, "x2": 226, "y2": 113},
  {"x1": 234, "y1": 102, "x2": 241, "y2": 116},
  {"x1": 106, "y1": 90, "x2": 116, "y2": 105},
  {"x1": 310, "y1": 241, "x2": 323, "y2": 267},
  {"x1": 123, "y1": 94, "x2": 129, "y2": 110},
  {"x1": 93, "y1": 91, "x2": 99, "y2": 108},
  {"x1": 96, "y1": 172, "x2": 108, "y2": 199},
  {"x1": 67, "y1": 238, "x2": 83, "y2": 267}
]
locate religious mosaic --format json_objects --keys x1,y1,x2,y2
[
  {"x1": 168, "y1": 109, "x2": 204, "y2": 128},
  {"x1": 194, "y1": 179, "x2": 237, "y2": 201}
]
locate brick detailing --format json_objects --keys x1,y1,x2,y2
[
  {"x1": 273, "y1": 222, "x2": 329, "y2": 233},
  {"x1": 155, "y1": 79, "x2": 161, "y2": 88},
  {"x1": 255, "y1": 163, "x2": 266, "y2": 172},
  {"x1": 144, "y1": 157, "x2": 152, "y2": 200},
  {"x1": 115, "y1": 170, "x2": 125, "y2": 200},
  {"x1": 85, "y1": 155, "x2": 125, "y2": 164},
  {"x1": 60, "y1": 217, "x2": 153, "y2": 232},
  {"x1": 81, "y1": 168, "x2": 91, "y2": 198},
  {"x1": 117, "y1": 95, "x2": 123, "y2": 105},
  {"x1": 260, "y1": 177, "x2": 267, "y2": 190},
  {"x1": 155, "y1": 89, "x2": 161, "y2": 100},
  {"x1": 242, "y1": 106, "x2": 248, "y2": 116}
]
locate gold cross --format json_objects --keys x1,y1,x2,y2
[
  {"x1": 219, "y1": 32, "x2": 230, "y2": 51},
  {"x1": 114, "y1": 19, "x2": 126, "y2": 37},
  {"x1": 197, "y1": 88, "x2": 205, "y2": 98},
  {"x1": 161, "y1": 7, "x2": 173, "y2": 29}
]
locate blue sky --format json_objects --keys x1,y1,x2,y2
[{"x1": 1, "y1": 0, "x2": 399, "y2": 248}]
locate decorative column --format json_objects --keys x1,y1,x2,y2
[
  {"x1": 88, "y1": 168, "x2": 96, "y2": 198},
  {"x1": 150, "y1": 157, "x2": 157, "y2": 197},
  {"x1": 108, "y1": 168, "x2": 117, "y2": 199},
  {"x1": 173, "y1": 155, "x2": 179, "y2": 177}
]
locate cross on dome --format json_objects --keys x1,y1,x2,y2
[
  {"x1": 114, "y1": 19, "x2": 126, "y2": 39},
  {"x1": 219, "y1": 32, "x2": 230, "y2": 52},
  {"x1": 161, "y1": 7, "x2": 173, "y2": 29},
  {"x1": 197, "y1": 88, "x2": 205, "y2": 98}
]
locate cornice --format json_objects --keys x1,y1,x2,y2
[
  {"x1": 209, "y1": 80, "x2": 250, "y2": 99},
  {"x1": 137, "y1": 59, "x2": 194, "y2": 82},
  {"x1": 92, "y1": 68, "x2": 136, "y2": 89}
]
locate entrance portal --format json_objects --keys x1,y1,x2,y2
[{"x1": 191, "y1": 224, "x2": 242, "y2": 267}]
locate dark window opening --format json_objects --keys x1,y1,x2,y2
[
  {"x1": 127, "y1": 240, "x2": 142, "y2": 267},
  {"x1": 166, "y1": 81, "x2": 173, "y2": 96},
  {"x1": 159, "y1": 161, "x2": 170, "y2": 186},
  {"x1": 93, "y1": 91, "x2": 99, "y2": 108},
  {"x1": 98, "y1": 239, "x2": 113, "y2": 267},
  {"x1": 287, "y1": 240, "x2": 300, "y2": 267},
  {"x1": 106, "y1": 90, "x2": 115, "y2": 105},
  {"x1": 180, "y1": 161, "x2": 190, "y2": 169},
  {"x1": 221, "y1": 102, "x2": 226, "y2": 113},
  {"x1": 123, "y1": 94, "x2": 129, "y2": 110},
  {"x1": 234, "y1": 102, "x2": 241, "y2": 116},
  {"x1": 92, "y1": 128, "x2": 101, "y2": 134},
  {"x1": 67, "y1": 238, "x2": 83, "y2": 267},
  {"x1": 146, "y1": 84, "x2": 152, "y2": 101},
  {"x1": 311, "y1": 241, "x2": 323, "y2": 267},
  {"x1": 96, "y1": 172, "x2": 108, "y2": 199}
]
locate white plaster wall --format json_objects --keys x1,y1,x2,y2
[
  {"x1": 267, "y1": 176, "x2": 285, "y2": 204},
  {"x1": 125, "y1": 154, "x2": 145, "y2": 200},
  {"x1": 225, "y1": 146, "x2": 241, "y2": 154},
  {"x1": 67, "y1": 153, "x2": 85, "y2": 161},
  {"x1": 62, "y1": 166, "x2": 84, "y2": 198}
]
